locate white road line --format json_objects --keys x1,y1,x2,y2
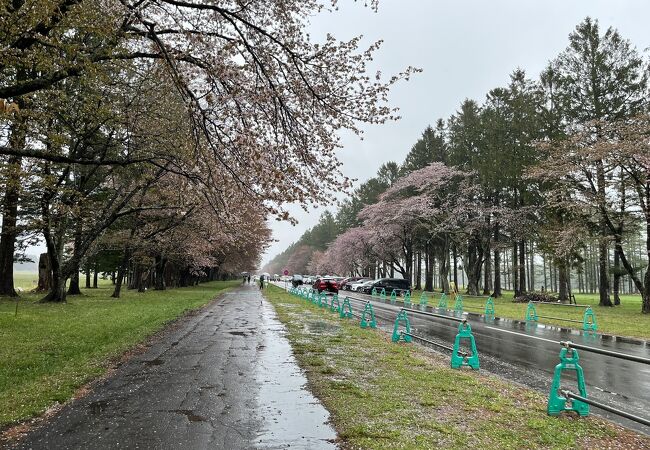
[{"x1": 484, "y1": 326, "x2": 560, "y2": 344}]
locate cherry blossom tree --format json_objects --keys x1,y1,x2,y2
[
  {"x1": 322, "y1": 227, "x2": 375, "y2": 277},
  {"x1": 1, "y1": 1, "x2": 416, "y2": 298}
]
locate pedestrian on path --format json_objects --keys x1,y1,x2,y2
[{"x1": 259, "y1": 275, "x2": 264, "y2": 289}]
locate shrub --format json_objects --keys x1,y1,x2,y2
[{"x1": 513, "y1": 291, "x2": 559, "y2": 303}]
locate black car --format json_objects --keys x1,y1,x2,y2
[{"x1": 360, "y1": 278, "x2": 410, "y2": 295}]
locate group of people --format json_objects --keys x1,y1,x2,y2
[{"x1": 242, "y1": 274, "x2": 266, "y2": 289}]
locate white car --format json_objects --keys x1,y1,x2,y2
[
  {"x1": 347, "y1": 278, "x2": 371, "y2": 291},
  {"x1": 354, "y1": 279, "x2": 379, "y2": 292}
]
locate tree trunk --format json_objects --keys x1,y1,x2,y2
[
  {"x1": 85, "y1": 267, "x2": 91, "y2": 289},
  {"x1": 438, "y1": 249, "x2": 450, "y2": 294},
  {"x1": 66, "y1": 217, "x2": 84, "y2": 295},
  {"x1": 0, "y1": 155, "x2": 21, "y2": 298},
  {"x1": 513, "y1": 244, "x2": 519, "y2": 297},
  {"x1": 404, "y1": 241, "x2": 413, "y2": 284},
  {"x1": 493, "y1": 248, "x2": 502, "y2": 297},
  {"x1": 93, "y1": 264, "x2": 98, "y2": 288},
  {"x1": 613, "y1": 245, "x2": 621, "y2": 305},
  {"x1": 41, "y1": 272, "x2": 67, "y2": 303},
  {"x1": 558, "y1": 260, "x2": 568, "y2": 301},
  {"x1": 598, "y1": 237, "x2": 612, "y2": 306},
  {"x1": 0, "y1": 100, "x2": 27, "y2": 298},
  {"x1": 542, "y1": 253, "x2": 548, "y2": 291},
  {"x1": 40, "y1": 235, "x2": 66, "y2": 303},
  {"x1": 483, "y1": 247, "x2": 492, "y2": 295},
  {"x1": 518, "y1": 240, "x2": 526, "y2": 296},
  {"x1": 40, "y1": 163, "x2": 68, "y2": 303},
  {"x1": 424, "y1": 245, "x2": 433, "y2": 291},
  {"x1": 466, "y1": 236, "x2": 483, "y2": 296},
  {"x1": 415, "y1": 251, "x2": 422, "y2": 290},
  {"x1": 36, "y1": 253, "x2": 52, "y2": 292},
  {"x1": 596, "y1": 161, "x2": 613, "y2": 307},
  {"x1": 154, "y1": 255, "x2": 168, "y2": 290},
  {"x1": 112, "y1": 247, "x2": 131, "y2": 298},
  {"x1": 529, "y1": 241, "x2": 535, "y2": 291},
  {"x1": 452, "y1": 243, "x2": 458, "y2": 289},
  {"x1": 641, "y1": 269, "x2": 650, "y2": 314}
]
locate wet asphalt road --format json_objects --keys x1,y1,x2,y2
[
  {"x1": 289, "y1": 285, "x2": 650, "y2": 434},
  {"x1": 12, "y1": 285, "x2": 337, "y2": 450}
]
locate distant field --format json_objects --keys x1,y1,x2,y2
[
  {"x1": 13, "y1": 272, "x2": 38, "y2": 292},
  {"x1": 13, "y1": 272, "x2": 115, "y2": 294}
]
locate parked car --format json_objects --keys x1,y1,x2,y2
[
  {"x1": 347, "y1": 278, "x2": 372, "y2": 291},
  {"x1": 313, "y1": 276, "x2": 344, "y2": 293},
  {"x1": 354, "y1": 279, "x2": 378, "y2": 292},
  {"x1": 339, "y1": 277, "x2": 370, "y2": 291},
  {"x1": 359, "y1": 278, "x2": 410, "y2": 295},
  {"x1": 291, "y1": 274, "x2": 304, "y2": 287}
]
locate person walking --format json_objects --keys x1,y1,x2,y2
[
  {"x1": 247, "y1": 275, "x2": 251, "y2": 284},
  {"x1": 259, "y1": 275, "x2": 265, "y2": 289}
]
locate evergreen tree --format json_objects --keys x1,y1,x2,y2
[{"x1": 551, "y1": 17, "x2": 648, "y2": 306}]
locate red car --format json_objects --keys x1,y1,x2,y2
[{"x1": 313, "y1": 276, "x2": 344, "y2": 293}]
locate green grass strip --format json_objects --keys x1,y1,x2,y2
[{"x1": 264, "y1": 285, "x2": 649, "y2": 449}]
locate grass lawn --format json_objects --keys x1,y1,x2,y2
[
  {"x1": 401, "y1": 289, "x2": 650, "y2": 340},
  {"x1": 264, "y1": 285, "x2": 649, "y2": 449},
  {"x1": 0, "y1": 278, "x2": 238, "y2": 427}
]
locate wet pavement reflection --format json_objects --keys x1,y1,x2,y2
[{"x1": 255, "y1": 301, "x2": 337, "y2": 449}]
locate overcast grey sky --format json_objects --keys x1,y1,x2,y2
[{"x1": 261, "y1": 0, "x2": 650, "y2": 267}]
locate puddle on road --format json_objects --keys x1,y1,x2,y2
[{"x1": 255, "y1": 301, "x2": 337, "y2": 449}]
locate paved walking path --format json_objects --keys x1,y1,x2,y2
[{"x1": 15, "y1": 285, "x2": 337, "y2": 449}]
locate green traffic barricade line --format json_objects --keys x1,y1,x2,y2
[
  {"x1": 371, "y1": 287, "x2": 378, "y2": 299},
  {"x1": 360, "y1": 301, "x2": 377, "y2": 329},
  {"x1": 547, "y1": 345, "x2": 589, "y2": 417},
  {"x1": 419, "y1": 291, "x2": 428, "y2": 311},
  {"x1": 392, "y1": 309, "x2": 412, "y2": 343},
  {"x1": 403, "y1": 290, "x2": 412, "y2": 307},
  {"x1": 454, "y1": 294, "x2": 463, "y2": 315},
  {"x1": 330, "y1": 294, "x2": 340, "y2": 313},
  {"x1": 390, "y1": 289, "x2": 397, "y2": 305},
  {"x1": 319, "y1": 292, "x2": 328, "y2": 307},
  {"x1": 380, "y1": 288, "x2": 387, "y2": 301},
  {"x1": 340, "y1": 297, "x2": 353, "y2": 319},
  {"x1": 484, "y1": 297, "x2": 495, "y2": 319},
  {"x1": 526, "y1": 301, "x2": 538, "y2": 322},
  {"x1": 451, "y1": 321, "x2": 479, "y2": 370},
  {"x1": 438, "y1": 293, "x2": 448, "y2": 309},
  {"x1": 526, "y1": 302, "x2": 597, "y2": 332},
  {"x1": 583, "y1": 307, "x2": 597, "y2": 332}
]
